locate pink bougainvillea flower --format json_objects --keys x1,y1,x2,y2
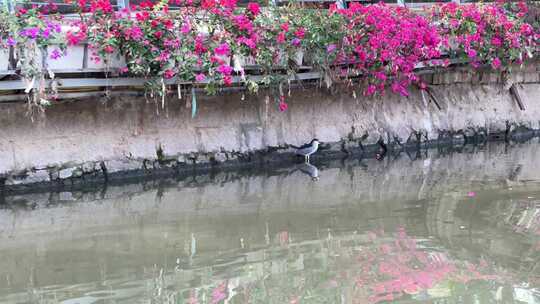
[
  {"x1": 520, "y1": 23, "x2": 533, "y2": 35},
  {"x1": 466, "y1": 49, "x2": 477, "y2": 58},
  {"x1": 276, "y1": 32, "x2": 286, "y2": 44},
  {"x1": 247, "y1": 2, "x2": 260, "y2": 16},
  {"x1": 294, "y1": 27, "x2": 305, "y2": 39},
  {"x1": 49, "y1": 49, "x2": 63, "y2": 60},
  {"x1": 163, "y1": 69, "x2": 176, "y2": 79},
  {"x1": 217, "y1": 64, "x2": 233, "y2": 75},
  {"x1": 326, "y1": 44, "x2": 337, "y2": 53},
  {"x1": 103, "y1": 45, "x2": 115, "y2": 54},
  {"x1": 491, "y1": 36, "x2": 502, "y2": 47},
  {"x1": 222, "y1": 0, "x2": 237, "y2": 8},
  {"x1": 16, "y1": 8, "x2": 27, "y2": 15},
  {"x1": 195, "y1": 73, "x2": 206, "y2": 82},
  {"x1": 467, "y1": 191, "x2": 476, "y2": 197},
  {"x1": 365, "y1": 84, "x2": 377, "y2": 96},
  {"x1": 21, "y1": 27, "x2": 39, "y2": 39},
  {"x1": 157, "y1": 51, "x2": 170, "y2": 62},
  {"x1": 278, "y1": 96, "x2": 288, "y2": 112},
  {"x1": 194, "y1": 36, "x2": 207, "y2": 55},
  {"x1": 279, "y1": 101, "x2": 288, "y2": 112},
  {"x1": 201, "y1": 0, "x2": 215, "y2": 9},
  {"x1": 214, "y1": 43, "x2": 230, "y2": 56},
  {"x1": 491, "y1": 57, "x2": 501, "y2": 69},
  {"x1": 238, "y1": 37, "x2": 256, "y2": 49},
  {"x1": 223, "y1": 75, "x2": 233, "y2": 85},
  {"x1": 233, "y1": 14, "x2": 253, "y2": 32},
  {"x1": 391, "y1": 81, "x2": 409, "y2": 97},
  {"x1": 6, "y1": 37, "x2": 16, "y2": 46},
  {"x1": 129, "y1": 26, "x2": 143, "y2": 40},
  {"x1": 153, "y1": 31, "x2": 163, "y2": 39},
  {"x1": 66, "y1": 30, "x2": 86, "y2": 46},
  {"x1": 211, "y1": 282, "x2": 227, "y2": 304},
  {"x1": 442, "y1": 59, "x2": 451, "y2": 67},
  {"x1": 181, "y1": 22, "x2": 191, "y2": 34},
  {"x1": 135, "y1": 11, "x2": 149, "y2": 22}
]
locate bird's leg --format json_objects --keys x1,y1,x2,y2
[{"x1": 306, "y1": 155, "x2": 310, "y2": 163}]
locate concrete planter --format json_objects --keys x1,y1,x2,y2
[
  {"x1": 90, "y1": 52, "x2": 127, "y2": 70},
  {"x1": 275, "y1": 50, "x2": 303, "y2": 66},
  {"x1": 215, "y1": 54, "x2": 231, "y2": 66},
  {"x1": 233, "y1": 54, "x2": 256, "y2": 72},
  {"x1": 293, "y1": 50, "x2": 304, "y2": 66},
  {"x1": 88, "y1": 52, "x2": 127, "y2": 70},
  {"x1": 20, "y1": 45, "x2": 126, "y2": 71},
  {"x1": 0, "y1": 48, "x2": 9, "y2": 71},
  {"x1": 46, "y1": 45, "x2": 85, "y2": 70},
  {"x1": 239, "y1": 55, "x2": 257, "y2": 66}
]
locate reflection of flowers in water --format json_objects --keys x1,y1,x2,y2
[
  {"x1": 211, "y1": 281, "x2": 228, "y2": 304},
  {"x1": 181, "y1": 228, "x2": 514, "y2": 304},
  {"x1": 354, "y1": 228, "x2": 498, "y2": 303}
]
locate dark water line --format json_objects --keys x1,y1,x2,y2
[{"x1": 2, "y1": 128, "x2": 539, "y2": 199}]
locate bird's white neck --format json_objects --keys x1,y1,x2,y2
[{"x1": 312, "y1": 141, "x2": 319, "y2": 149}]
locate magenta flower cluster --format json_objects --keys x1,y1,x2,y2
[{"x1": 1, "y1": 0, "x2": 537, "y2": 100}]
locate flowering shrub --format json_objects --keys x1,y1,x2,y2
[
  {"x1": 321, "y1": 3, "x2": 443, "y2": 96},
  {"x1": 432, "y1": 2, "x2": 537, "y2": 70},
  {"x1": 9, "y1": 4, "x2": 66, "y2": 66},
  {"x1": 0, "y1": 9, "x2": 13, "y2": 49},
  {"x1": 0, "y1": 1, "x2": 537, "y2": 107},
  {"x1": 1, "y1": 4, "x2": 67, "y2": 109}
]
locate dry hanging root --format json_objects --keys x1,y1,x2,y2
[
  {"x1": 178, "y1": 84, "x2": 182, "y2": 100},
  {"x1": 161, "y1": 78, "x2": 166, "y2": 109},
  {"x1": 191, "y1": 87, "x2": 197, "y2": 118}
]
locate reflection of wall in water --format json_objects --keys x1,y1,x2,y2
[{"x1": 2, "y1": 142, "x2": 540, "y2": 298}]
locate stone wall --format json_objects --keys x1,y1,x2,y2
[{"x1": 0, "y1": 63, "x2": 539, "y2": 189}]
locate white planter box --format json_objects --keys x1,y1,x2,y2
[
  {"x1": 46, "y1": 45, "x2": 85, "y2": 70},
  {"x1": 90, "y1": 52, "x2": 126, "y2": 70},
  {"x1": 233, "y1": 54, "x2": 256, "y2": 72},
  {"x1": 215, "y1": 54, "x2": 231, "y2": 66},
  {"x1": 293, "y1": 50, "x2": 304, "y2": 66},
  {"x1": 20, "y1": 45, "x2": 85, "y2": 71},
  {"x1": 240, "y1": 55, "x2": 257, "y2": 66},
  {"x1": 275, "y1": 50, "x2": 287, "y2": 66},
  {"x1": 275, "y1": 50, "x2": 303, "y2": 66},
  {"x1": 0, "y1": 49, "x2": 10, "y2": 71}
]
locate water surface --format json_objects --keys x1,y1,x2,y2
[{"x1": 1, "y1": 142, "x2": 540, "y2": 303}]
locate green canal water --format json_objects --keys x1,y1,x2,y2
[{"x1": 1, "y1": 142, "x2": 540, "y2": 303}]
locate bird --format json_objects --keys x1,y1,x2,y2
[{"x1": 290, "y1": 139, "x2": 320, "y2": 163}]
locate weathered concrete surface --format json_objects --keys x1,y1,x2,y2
[{"x1": 0, "y1": 64, "x2": 539, "y2": 188}]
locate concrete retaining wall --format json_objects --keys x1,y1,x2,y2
[{"x1": 0, "y1": 64, "x2": 539, "y2": 189}]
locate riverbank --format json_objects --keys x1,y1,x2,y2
[{"x1": 1, "y1": 63, "x2": 540, "y2": 193}]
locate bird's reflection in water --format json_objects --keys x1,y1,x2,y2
[{"x1": 295, "y1": 163, "x2": 319, "y2": 181}]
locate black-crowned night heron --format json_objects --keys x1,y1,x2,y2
[{"x1": 291, "y1": 139, "x2": 320, "y2": 163}]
